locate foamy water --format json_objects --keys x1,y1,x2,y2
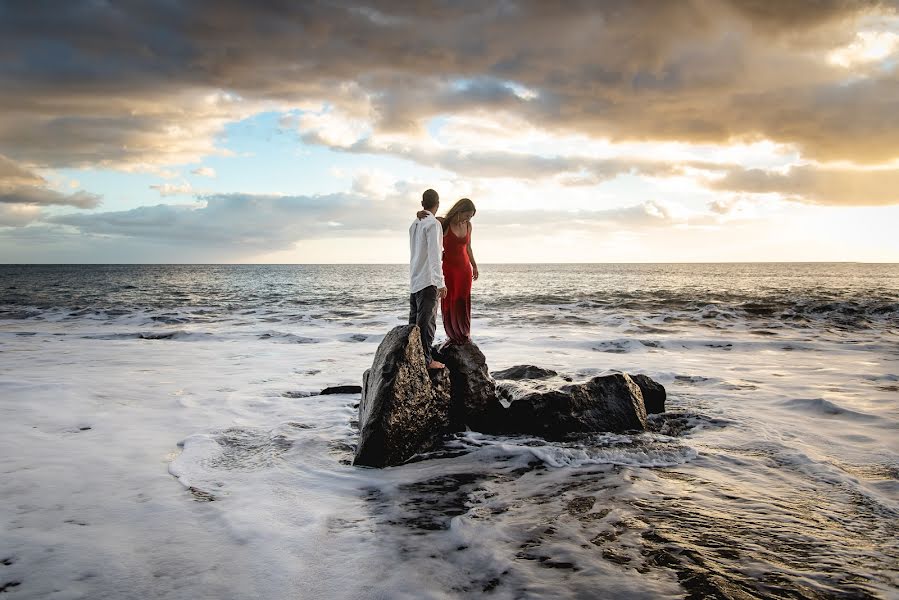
[{"x1": 1, "y1": 264, "x2": 897, "y2": 599}]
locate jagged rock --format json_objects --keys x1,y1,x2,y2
[
  {"x1": 502, "y1": 373, "x2": 648, "y2": 438},
  {"x1": 492, "y1": 365, "x2": 558, "y2": 380},
  {"x1": 434, "y1": 342, "x2": 504, "y2": 432},
  {"x1": 320, "y1": 385, "x2": 363, "y2": 395},
  {"x1": 354, "y1": 325, "x2": 451, "y2": 467},
  {"x1": 630, "y1": 374, "x2": 666, "y2": 414}
]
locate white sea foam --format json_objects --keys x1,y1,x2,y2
[
  {"x1": 1, "y1": 264, "x2": 898, "y2": 599},
  {"x1": 447, "y1": 432, "x2": 699, "y2": 468}
]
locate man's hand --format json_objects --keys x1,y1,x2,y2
[
  {"x1": 472, "y1": 265, "x2": 479, "y2": 281},
  {"x1": 438, "y1": 287, "x2": 447, "y2": 299}
]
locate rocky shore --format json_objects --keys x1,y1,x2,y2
[{"x1": 354, "y1": 325, "x2": 666, "y2": 467}]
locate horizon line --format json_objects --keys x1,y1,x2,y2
[{"x1": 3, "y1": 261, "x2": 898, "y2": 266}]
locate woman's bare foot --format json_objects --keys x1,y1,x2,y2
[{"x1": 427, "y1": 359, "x2": 445, "y2": 369}]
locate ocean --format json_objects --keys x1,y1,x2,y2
[{"x1": 1, "y1": 263, "x2": 897, "y2": 599}]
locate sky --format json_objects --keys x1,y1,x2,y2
[{"x1": 1, "y1": 0, "x2": 898, "y2": 263}]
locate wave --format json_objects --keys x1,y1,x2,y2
[
  {"x1": 82, "y1": 330, "x2": 213, "y2": 341},
  {"x1": 780, "y1": 397, "x2": 880, "y2": 420},
  {"x1": 257, "y1": 330, "x2": 319, "y2": 344},
  {"x1": 446, "y1": 431, "x2": 698, "y2": 468},
  {"x1": 2, "y1": 264, "x2": 897, "y2": 333}
]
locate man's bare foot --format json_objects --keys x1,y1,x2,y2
[{"x1": 427, "y1": 360, "x2": 445, "y2": 369}]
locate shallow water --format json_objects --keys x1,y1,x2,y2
[{"x1": 1, "y1": 264, "x2": 897, "y2": 599}]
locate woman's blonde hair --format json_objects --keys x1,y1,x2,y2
[{"x1": 442, "y1": 198, "x2": 476, "y2": 233}]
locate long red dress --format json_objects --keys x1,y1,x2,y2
[{"x1": 442, "y1": 224, "x2": 472, "y2": 344}]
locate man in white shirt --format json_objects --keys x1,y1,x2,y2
[{"x1": 409, "y1": 188, "x2": 447, "y2": 369}]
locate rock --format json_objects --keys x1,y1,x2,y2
[
  {"x1": 502, "y1": 373, "x2": 648, "y2": 438},
  {"x1": 630, "y1": 374, "x2": 666, "y2": 414},
  {"x1": 320, "y1": 385, "x2": 363, "y2": 395},
  {"x1": 434, "y1": 341, "x2": 504, "y2": 432},
  {"x1": 354, "y1": 325, "x2": 451, "y2": 467},
  {"x1": 495, "y1": 379, "x2": 557, "y2": 404},
  {"x1": 492, "y1": 365, "x2": 558, "y2": 380}
]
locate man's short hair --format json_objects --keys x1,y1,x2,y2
[{"x1": 422, "y1": 189, "x2": 439, "y2": 210}]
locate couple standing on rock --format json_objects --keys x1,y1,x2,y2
[{"x1": 408, "y1": 188, "x2": 479, "y2": 369}]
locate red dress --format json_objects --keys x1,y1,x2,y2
[{"x1": 442, "y1": 224, "x2": 472, "y2": 343}]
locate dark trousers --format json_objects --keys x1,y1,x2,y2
[{"x1": 409, "y1": 285, "x2": 438, "y2": 365}]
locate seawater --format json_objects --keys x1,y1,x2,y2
[{"x1": 1, "y1": 264, "x2": 897, "y2": 599}]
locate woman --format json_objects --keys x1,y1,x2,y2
[{"x1": 418, "y1": 198, "x2": 479, "y2": 344}]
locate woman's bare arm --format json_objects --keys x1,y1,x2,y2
[
  {"x1": 467, "y1": 222, "x2": 478, "y2": 280},
  {"x1": 416, "y1": 211, "x2": 445, "y2": 224}
]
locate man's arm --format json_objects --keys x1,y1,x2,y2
[{"x1": 427, "y1": 220, "x2": 446, "y2": 296}]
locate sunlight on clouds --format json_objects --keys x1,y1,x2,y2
[
  {"x1": 430, "y1": 114, "x2": 797, "y2": 170},
  {"x1": 0, "y1": 203, "x2": 43, "y2": 227},
  {"x1": 299, "y1": 107, "x2": 372, "y2": 147},
  {"x1": 3, "y1": 2, "x2": 898, "y2": 262},
  {"x1": 828, "y1": 30, "x2": 899, "y2": 68}
]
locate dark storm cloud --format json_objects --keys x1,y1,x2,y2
[{"x1": 0, "y1": 0, "x2": 896, "y2": 171}]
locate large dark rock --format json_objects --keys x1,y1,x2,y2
[
  {"x1": 502, "y1": 373, "x2": 648, "y2": 438},
  {"x1": 631, "y1": 374, "x2": 666, "y2": 414},
  {"x1": 492, "y1": 365, "x2": 558, "y2": 380},
  {"x1": 354, "y1": 325, "x2": 451, "y2": 467},
  {"x1": 434, "y1": 342, "x2": 504, "y2": 432}
]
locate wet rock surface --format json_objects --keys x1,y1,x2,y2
[
  {"x1": 354, "y1": 326, "x2": 451, "y2": 467},
  {"x1": 492, "y1": 365, "x2": 558, "y2": 380},
  {"x1": 630, "y1": 374, "x2": 666, "y2": 414},
  {"x1": 354, "y1": 329, "x2": 667, "y2": 466},
  {"x1": 433, "y1": 342, "x2": 504, "y2": 432},
  {"x1": 499, "y1": 373, "x2": 649, "y2": 438}
]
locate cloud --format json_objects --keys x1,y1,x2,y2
[
  {"x1": 0, "y1": 154, "x2": 102, "y2": 215},
  {"x1": 0, "y1": 155, "x2": 44, "y2": 186},
  {"x1": 0, "y1": 203, "x2": 43, "y2": 227},
  {"x1": 302, "y1": 134, "x2": 728, "y2": 184},
  {"x1": 191, "y1": 167, "x2": 216, "y2": 178},
  {"x1": 0, "y1": 187, "x2": 101, "y2": 209},
  {"x1": 150, "y1": 182, "x2": 194, "y2": 197},
  {"x1": 46, "y1": 191, "x2": 415, "y2": 250},
  {"x1": 0, "y1": 0, "x2": 896, "y2": 172},
  {"x1": 711, "y1": 164, "x2": 899, "y2": 206},
  {"x1": 475, "y1": 199, "x2": 690, "y2": 230}
]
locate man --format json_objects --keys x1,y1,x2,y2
[{"x1": 409, "y1": 188, "x2": 447, "y2": 369}]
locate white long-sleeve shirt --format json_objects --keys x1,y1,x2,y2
[{"x1": 409, "y1": 212, "x2": 445, "y2": 293}]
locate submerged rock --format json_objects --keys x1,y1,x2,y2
[
  {"x1": 492, "y1": 364, "x2": 558, "y2": 380},
  {"x1": 354, "y1": 325, "x2": 451, "y2": 467},
  {"x1": 434, "y1": 342, "x2": 503, "y2": 432},
  {"x1": 501, "y1": 373, "x2": 648, "y2": 438},
  {"x1": 320, "y1": 385, "x2": 363, "y2": 395},
  {"x1": 630, "y1": 374, "x2": 666, "y2": 414}
]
